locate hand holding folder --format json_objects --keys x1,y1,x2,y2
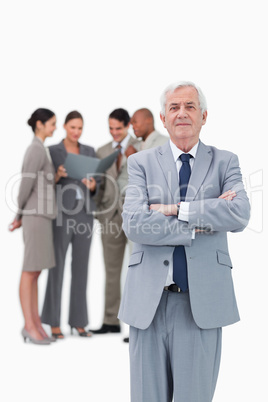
[{"x1": 64, "y1": 149, "x2": 120, "y2": 180}]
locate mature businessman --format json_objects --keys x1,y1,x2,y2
[{"x1": 118, "y1": 81, "x2": 250, "y2": 401}]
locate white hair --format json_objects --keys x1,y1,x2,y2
[{"x1": 160, "y1": 81, "x2": 208, "y2": 116}]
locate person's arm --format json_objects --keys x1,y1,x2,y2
[
  {"x1": 15, "y1": 144, "x2": 46, "y2": 221},
  {"x1": 82, "y1": 177, "x2": 96, "y2": 192},
  {"x1": 125, "y1": 144, "x2": 138, "y2": 158},
  {"x1": 150, "y1": 190, "x2": 237, "y2": 215},
  {"x1": 150, "y1": 154, "x2": 250, "y2": 233},
  {"x1": 188, "y1": 153, "x2": 250, "y2": 232},
  {"x1": 8, "y1": 218, "x2": 22, "y2": 232},
  {"x1": 122, "y1": 155, "x2": 193, "y2": 247},
  {"x1": 55, "y1": 165, "x2": 67, "y2": 183}
]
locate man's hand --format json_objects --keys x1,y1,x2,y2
[
  {"x1": 149, "y1": 203, "x2": 177, "y2": 216},
  {"x1": 149, "y1": 190, "x2": 236, "y2": 217},
  {"x1": 218, "y1": 190, "x2": 236, "y2": 200},
  {"x1": 9, "y1": 218, "x2": 22, "y2": 232},
  {"x1": 82, "y1": 177, "x2": 96, "y2": 191},
  {"x1": 55, "y1": 165, "x2": 67, "y2": 183},
  {"x1": 125, "y1": 145, "x2": 137, "y2": 158}
]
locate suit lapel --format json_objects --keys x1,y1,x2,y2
[
  {"x1": 59, "y1": 140, "x2": 67, "y2": 155},
  {"x1": 106, "y1": 142, "x2": 117, "y2": 177},
  {"x1": 187, "y1": 141, "x2": 212, "y2": 201},
  {"x1": 119, "y1": 136, "x2": 136, "y2": 171},
  {"x1": 156, "y1": 142, "x2": 180, "y2": 203},
  {"x1": 156, "y1": 140, "x2": 213, "y2": 203},
  {"x1": 54, "y1": 140, "x2": 68, "y2": 166},
  {"x1": 79, "y1": 143, "x2": 87, "y2": 155}
]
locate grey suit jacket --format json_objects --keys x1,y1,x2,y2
[
  {"x1": 94, "y1": 135, "x2": 139, "y2": 222},
  {"x1": 141, "y1": 130, "x2": 168, "y2": 150},
  {"x1": 49, "y1": 140, "x2": 97, "y2": 213},
  {"x1": 16, "y1": 136, "x2": 56, "y2": 221},
  {"x1": 118, "y1": 140, "x2": 250, "y2": 330}
]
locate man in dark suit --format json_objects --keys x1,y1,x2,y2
[
  {"x1": 92, "y1": 108, "x2": 139, "y2": 334},
  {"x1": 118, "y1": 82, "x2": 250, "y2": 401}
]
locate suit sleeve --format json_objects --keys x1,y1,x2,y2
[
  {"x1": 122, "y1": 155, "x2": 193, "y2": 246},
  {"x1": 188, "y1": 153, "x2": 250, "y2": 232},
  {"x1": 89, "y1": 147, "x2": 100, "y2": 196},
  {"x1": 16, "y1": 144, "x2": 46, "y2": 220}
]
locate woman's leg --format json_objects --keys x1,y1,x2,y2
[
  {"x1": 69, "y1": 212, "x2": 93, "y2": 328},
  {"x1": 41, "y1": 216, "x2": 71, "y2": 332},
  {"x1": 20, "y1": 271, "x2": 44, "y2": 340},
  {"x1": 31, "y1": 274, "x2": 50, "y2": 338}
]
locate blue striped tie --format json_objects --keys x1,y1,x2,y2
[{"x1": 173, "y1": 153, "x2": 192, "y2": 291}]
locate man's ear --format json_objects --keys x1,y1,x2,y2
[
  {"x1": 202, "y1": 111, "x2": 208, "y2": 126},
  {"x1": 160, "y1": 113, "x2": 166, "y2": 128}
]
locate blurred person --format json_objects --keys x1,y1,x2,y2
[
  {"x1": 91, "y1": 108, "x2": 139, "y2": 334},
  {"x1": 41, "y1": 111, "x2": 97, "y2": 339},
  {"x1": 118, "y1": 82, "x2": 250, "y2": 401},
  {"x1": 9, "y1": 108, "x2": 57, "y2": 345},
  {"x1": 131, "y1": 107, "x2": 168, "y2": 149}
]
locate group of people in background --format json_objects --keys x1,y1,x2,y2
[{"x1": 9, "y1": 105, "x2": 168, "y2": 345}]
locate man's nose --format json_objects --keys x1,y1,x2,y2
[{"x1": 177, "y1": 107, "x2": 187, "y2": 118}]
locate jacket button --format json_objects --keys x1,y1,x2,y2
[{"x1": 163, "y1": 260, "x2": 169, "y2": 266}]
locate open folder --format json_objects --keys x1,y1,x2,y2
[{"x1": 64, "y1": 149, "x2": 120, "y2": 180}]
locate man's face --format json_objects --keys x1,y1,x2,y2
[
  {"x1": 160, "y1": 86, "x2": 207, "y2": 147},
  {"x1": 131, "y1": 112, "x2": 150, "y2": 138},
  {"x1": 109, "y1": 118, "x2": 129, "y2": 143}
]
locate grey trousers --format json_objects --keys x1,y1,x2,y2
[
  {"x1": 41, "y1": 209, "x2": 93, "y2": 327},
  {"x1": 129, "y1": 291, "x2": 222, "y2": 402},
  {"x1": 100, "y1": 210, "x2": 127, "y2": 325}
]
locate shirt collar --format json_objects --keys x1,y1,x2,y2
[
  {"x1": 112, "y1": 133, "x2": 130, "y2": 151},
  {"x1": 169, "y1": 139, "x2": 199, "y2": 162}
]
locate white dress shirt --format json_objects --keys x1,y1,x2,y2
[{"x1": 112, "y1": 134, "x2": 131, "y2": 153}]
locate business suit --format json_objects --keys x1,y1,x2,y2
[
  {"x1": 41, "y1": 140, "x2": 97, "y2": 328},
  {"x1": 140, "y1": 130, "x2": 168, "y2": 150},
  {"x1": 119, "y1": 140, "x2": 250, "y2": 400},
  {"x1": 95, "y1": 135, "x2": 139, "y2": 326},
  {"x1": 17, "y1": 136, "x2": 56, "y2": 271}
]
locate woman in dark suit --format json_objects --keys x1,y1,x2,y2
[
  {"x1": 9, "y1": 108, "x2": 57, "y2": 345},
  {"x1": 41, "y1": 111, "x2": 96, "y2": 339}
]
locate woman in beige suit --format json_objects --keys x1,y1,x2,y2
[{"x1": 9, "y1": 108, "x2": 57, "y2": 345}]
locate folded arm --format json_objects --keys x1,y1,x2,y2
[
  {"x1": 122, "y1": 156, "x2": 193, "y2": 247},
  {"x1": 150, "y1": 153, "x2": 250, "y2": 233}
]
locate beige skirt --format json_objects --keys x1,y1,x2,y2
[{"x1": 22, "y1": 215, "x2": 55, "y2": 272}]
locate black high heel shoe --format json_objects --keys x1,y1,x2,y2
[
  {"x1": 51, "y1": 327, "x2": 64, "y2": 340},
  {"x1": 51, "y1": 331, "x2": 64, "y2": 340},
  {"x1": 70, "y1": 327, "x2": 92, "y2": 337}
]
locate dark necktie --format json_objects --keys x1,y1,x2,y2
[
  {"x1": 116, "y1": 144, "x2": 122, "y2": 171},
  {"x1": 172, "y1": 153, "x2": 192, "y2": 291}
]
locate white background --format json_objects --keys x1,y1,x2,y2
[{"x1": 1, "y1": 0, "x2": 267, "y2": 401}]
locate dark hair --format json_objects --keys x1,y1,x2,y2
[
  {"x1": 27, "y1": 108, "x2": 55, "y2": 133},
  {"x1": 64, "y1": 110, "x2": 83, "y2": 124},
  {"x1": 109, "y1": 108, "x2": 130, "y2": 127}
]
